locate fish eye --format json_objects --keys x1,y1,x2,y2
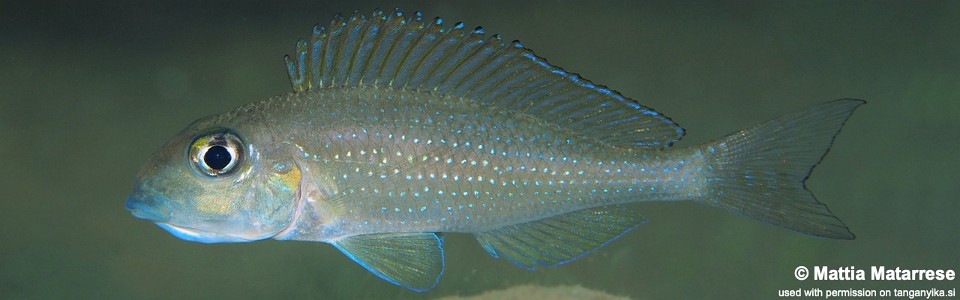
[{"x1": 189, "y1": 131, "x2": 244, "y2": 177}]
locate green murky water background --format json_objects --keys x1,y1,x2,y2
[{"x1": 2, "y1": 1, "x2": 958, "y2": 299}]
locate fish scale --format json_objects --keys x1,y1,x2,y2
[{"x1": 267, "y1": 87, "x2": 705, "y2": 236}]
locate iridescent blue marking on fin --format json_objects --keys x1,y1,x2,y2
[
  {"x1": 474, "y1": 205, "x2": 645, "y2": 269},
  {"x1": 332, "y1": 232, "x2": 444, "y2": 292},
  {"x1": 284, "y1": 8, "x2": 684, "y2": 148}
]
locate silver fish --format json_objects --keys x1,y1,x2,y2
[{"x1": 126, "y1": 9, "x2": 863, "y2": 291}]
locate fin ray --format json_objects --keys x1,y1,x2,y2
[
  {"x1": 285, "y1": 8, "x2": 684, "y2": 148},
  {"x1": 475, "y1": 205, "x2": 646, "y2": 269},
  {"x1": 332, "y1": 232, "x2": 444, "y2": 292},
  {"x1": 702, "y1": 99, "x2": 864, "y2": 239}
]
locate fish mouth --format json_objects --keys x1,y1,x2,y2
[
  {"x1": 126, "y1": 194, "x2": 169, "y2": 222},
  {"x1": 127, "y1": 193, "x2": 256, "y2": 244},
  {"x1": 127, "y1": 192, "x2": 267, "y2": 244},
  {"x1": 156, "y1": 223, "x2": 257, "y2": 244}
]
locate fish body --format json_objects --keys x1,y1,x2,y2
[
  {"x1": 265, "y1": 86, "x2": 703, "y2": 241},
  {"x1": 126, "y1": 9, "x2": 863, "y2": 292}
]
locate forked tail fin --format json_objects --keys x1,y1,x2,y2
[{"x1": 702, "y1": 99, "x2": 865, "y2": 239}]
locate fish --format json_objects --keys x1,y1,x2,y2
[{"x1": 126, "y1": 8, "x2": 864, "y2": 292}]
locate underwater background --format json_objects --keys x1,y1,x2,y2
[{"x1": 2, "y1": 1, "x2": 958, "y2": 299}]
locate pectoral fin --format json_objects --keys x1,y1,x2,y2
[
  {"x1": 332, "y1": 233, "x2": 444, "y2": 292},
  {"x1": 475, "y1": 205, "x2": 645, "y2": 269}
]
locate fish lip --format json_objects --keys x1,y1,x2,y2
[
  {"x1": 126, "y1": 195, "x2": 168, "y2": 222},
  {"x1": 156, "y1": 222, "x2": 257, "y2": 243}
]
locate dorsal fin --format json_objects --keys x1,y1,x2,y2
[{"x1": 285, "y1": 8, "x2": 684, "y2": 148}]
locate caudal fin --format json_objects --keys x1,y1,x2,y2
[{"x1": 702, "y1": 99, "x2": 864, "y2": 239}]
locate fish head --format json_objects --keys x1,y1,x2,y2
[{"x1": 126, "y1": 114, "x2": 301, "y2": 244}]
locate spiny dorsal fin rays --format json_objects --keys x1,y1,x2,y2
[{"x1": 285, "y1": 8, "x2": 685, "y2": 148}]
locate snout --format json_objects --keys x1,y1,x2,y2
[{"x1": 126, "y1": 192, "x2": 169, "y2": 222}]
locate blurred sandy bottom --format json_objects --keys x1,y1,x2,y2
[{"x1": 436, "y1": 284, "x2": 631, "y2": 300}]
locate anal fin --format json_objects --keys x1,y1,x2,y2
[
  {"x1": 475, "y1": 205, "x2": 645, "y2": 269},
  {"x1": 332, "y1": 232, "x2": 444, "y2": 292}
]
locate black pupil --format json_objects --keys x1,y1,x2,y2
[{"x1": 204, "y1": 145, "x2": 232, "y2": 171}]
